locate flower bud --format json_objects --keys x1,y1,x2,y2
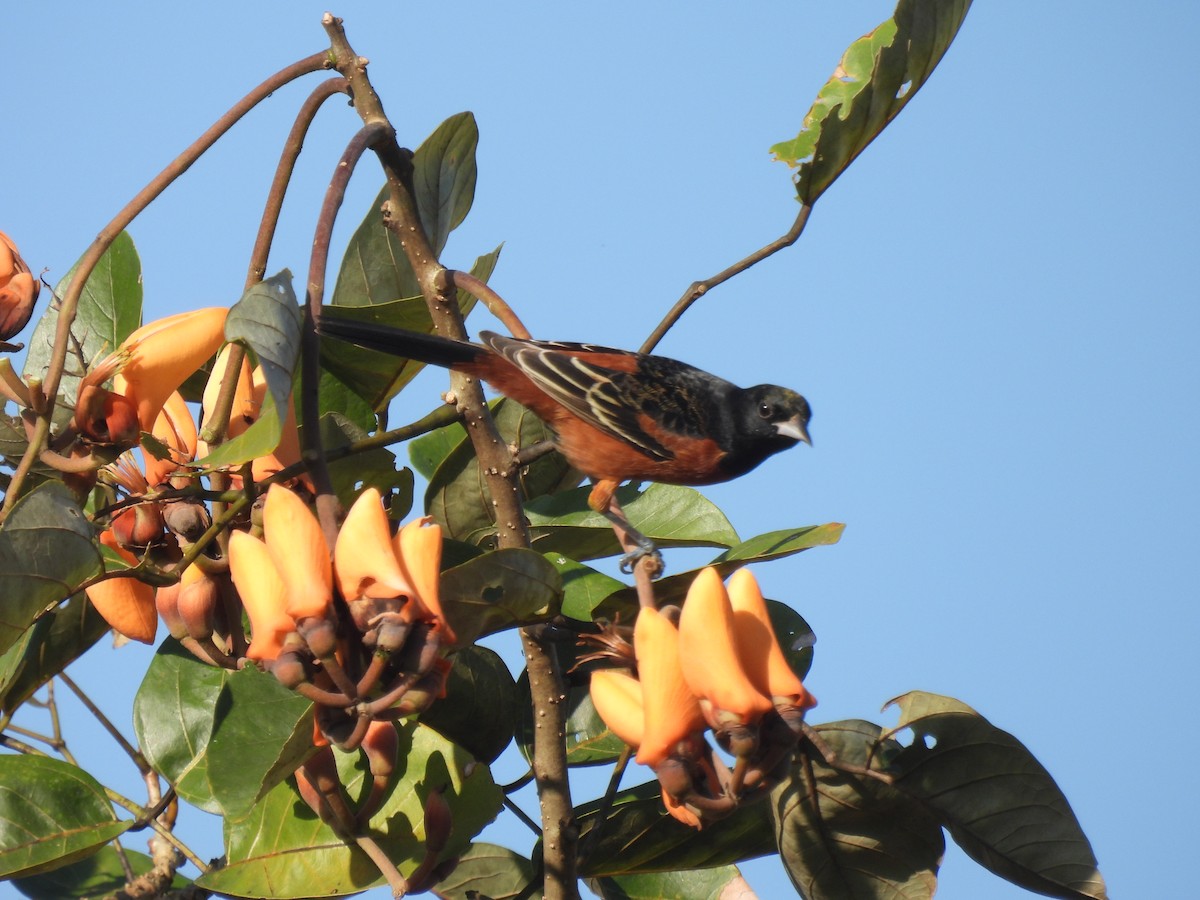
[
  {"x1": 263, "y1": 484, "x2": 332, "y2": 621},
  {"x1": 633, "y1": 607, "x2": 706, "y2": 768},
  {"x1": 589, "y1": 669, "x2": 644, "y2": 749},
  {"x1": 0, "y1": 232, "x2": 38, "y2": 341},
  {"x1": 727, "y1": 568, "x2": 817, "y2": 714}
]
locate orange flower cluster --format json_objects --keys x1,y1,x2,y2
[
  {"x1": 0, "y1": 231, "x2": 38, "y2": 342},
  {"x1": 590, "y1": 567, "x2": 817, "y2": 828}
]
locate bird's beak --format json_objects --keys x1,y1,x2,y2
[{"x1": 776, "y1": 415, "x2": 812, "y2": 446}]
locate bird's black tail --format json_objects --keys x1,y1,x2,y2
[{"x1": 316, "y1": 315, "x2": 485, "y2": 368}]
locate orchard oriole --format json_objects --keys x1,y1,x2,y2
[{"x1": 318, "y1": 318, "x2": 811, "y2": 567}]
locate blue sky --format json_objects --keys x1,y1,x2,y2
[{"x1": 5, "y1": 2, "x2": 1198, "y2": 898}]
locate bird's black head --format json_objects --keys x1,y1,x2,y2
[{"x1": 722, "y1": 384, "x2": 812, "y2": 477}]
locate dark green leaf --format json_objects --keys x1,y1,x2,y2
[
  {"x1": 199, "y1": 721, "x2": 502, "y2": 899},
  {"x1": 545, "y1": 554, "x2": 626, "y2": 623},
  {"x1": 0, "y1": 592, "x2": 109, "y2": 714},
  {"x1": 12, "y1": 845, "x2": 191, "y2": 898},
  {"x1": 770, "y1": 0, "x2": 973, "y2": 204},
  {"x1": 433, "y1": 842, "x2": 541, "y2": 900},
  {"x1": 412, "y1": 111, "x2": 479, "y2": 256},
  {"x1": 598, "y1": 523, "x2": 844, "y2": 618},
  {"x1": 409, "y1": 416, "x2": 467, "y2": 481},
  {"x1": 590, "y1": 866, "x2": 746, "y2": 900},
  {"x1": 132, "y1": 639, "x2": 227, "y2": 813},
  {"x1": 419, "y1": 645, "x2": 518, "y2": 764},
  {"x1": 525, "y1": 483, "x2": 738, "y2": 562},
  {"x1": 319, "y1": 368, "x2": 378, "y2": 433},
  {"x1": 885, "y1": 691, "x2": 1108, "y2": 899},
  {"x1": 426, "y1": 398, "x2": 579, "y2": 545},
  {"x1": 24, "y1": 232, "x2": 142, "y2": 408},
  {"x1": 577, "y1": 779, "x2": 774, "y2": 877},
  {"x1": 205, "y1": 664, "x2": 316, "y2": 820},
  {"x1": 772, "y1": 719, "x2": 943, "y2": 900},
  {"x1": 0, "y1": 755, "x2": 128, "y2": 879},
  {"x1": 0, "y1": 482, "x2": 102, "y2": 656},
  {"x1": 320, "y1": 412, "x2": 411, "y2": 512},
  {"x1": 439, "y1": 548, "x2": 561, "y2": 648},
  {"x1": 199, "y1": 271, "x2": 302, "y2": 468}
]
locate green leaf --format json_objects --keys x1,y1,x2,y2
[
  {"x1": 576, "y1": 779, "x2": 774, "y2": 877},
  {"x1": 545, "y1": 553, "x2": 626, "y2": 622},
  {"x1": 199, "y1": 721, "x2": 502, "y2": 899},
  {"x1": 433, "y1": 842, "x2": 541, "y2": 900},
  {"x1": 132, "y1": 640, "x2": 227, "y2": 813},
  {"x1": 885, "y1": 691, "x2": 1108, "y2": 899},
  {"x1": 598, "y1": 522, "x2": 844, "y2": 618},
  {"x1": 319, "y1": 368, "x2": 377, "y2": 433},
  {"x1": 419, "y1": 645, "x2": 518, "y2": 764},
  {"x1": 24, "y1": 232, "x2": 142, "y2": 408},
  {"x1": 589, "y1": 867, "x2": 747, "y2": 900},
  {"x1": 772, "y1": 720, "x2": 944, "y2": 900},
  {"x1": 426, "y1": 398, "x2": 579, "y2": 545},
  {"x1": 0, "y1": 592, "x2": 109, "y2": 714},
  {"x1": 206, "y1": 664, "x2": 317, "y2": 820},
  {"x1": 412, "y1": 111, "x2": 479, "y2": 256},
  {"x1": 320, "y1": 412, "x2": 412, "y2": 512},
  {"x1": 525, "y1": 483, "x2": 738, "y2": 562},
  {"x1": 409, "y1": 416, "x2": 467, "y2": 481},
  {"x1": 321, "y1": 243, "x2": 497, "y2": 411},
  {"x1": 0, "y1": 755, "x2": 129, "y2": 879},
  {"x1": 12, "y1": 845, "x2": 191, "y2": 898},
  {"x1": 198, "y1": 271, "x2": 302, "y2": 468},
  {"x1": 0, "y1": 482, "x2": 102, "y2": 657},
  {"x1": 770, "y1": 0, "x2": 973, "y2": 204},
  {"x1": 438, "y1": 548, "x2": 561, "y2": 648}
]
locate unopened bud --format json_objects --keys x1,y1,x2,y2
[{"x1": 0, "y1": 232, "x2": 38, "y2": 341}]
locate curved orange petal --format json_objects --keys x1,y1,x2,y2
[
  {"x1": 633, "y1": 606, "x2": 706, "y2": 767},
  {"x1": 395, "y1": 516, "x2": 455, "y2": 643},
  {"x1": 334, "y1": 487, "x2": 416, "y2": 602},
  {"x1": 727, "y1": 568, "x2": 816, "y2": 711},
  {"x1": 145, "y1": 391, "x2": 198, "y2": 487},
  {"x1": 0, "y1": 231, "x2": 15, "y2": 280},
  {"x1": 229, "y1": 530, "x2": 296, "y2": 661},
  {"x1": 201, "y1": 344, "x2": 258, "y2": 440},
  {"x1": 86, "y1": 531, "x2": 157, "y2": 644},
  {"x1": 661, "y1": 787, "x2": 702, "y2": 829},
  {"x1": 678, "y1": 568, "x2": 773, "y2": 728},
  {"x1": 114, "y1": 307, "x2": 228, "y2": 431},
  {"x1": 589, "y1": 669, "x2": 645, "y2": 749},
  {"x1": 263, "y1": 484, "x2": 332, "y2": 620}
]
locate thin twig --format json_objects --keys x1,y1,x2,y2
[
  {"x1": 503, "y1": 795, "x2": 544, "y2": 836},
  {"x1": 640, "y1": 203, "x2": 813, "y2": 354},
  {"x1": 578, "y1": 746, "x2": 630, "y2": 866},
  {"x1": 58, "y1": 671, "x2": 150, "y2": 775}
]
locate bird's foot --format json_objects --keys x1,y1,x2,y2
[{"x1": 619, "y1": 542, "x2": 664, "y2": 578}]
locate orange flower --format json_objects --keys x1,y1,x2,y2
[
  {"x1": 589, "y1": 669, "x2": 645, "y2": 749},
  {"x1": 394, "y1": 516, "x2": 454, "y2": 643},
  {"x1": 0, "y1": 231, "x2": 38, "y2": 341},
  {"x1": 334, "y1": 487, "x2": 417, "y2": 602},
  {"x1": 678, "y1": 568, "x2": 773, "y2": 731},
  {"x1": 229, "y1": 530, "x2": 296, "y2": 661},
  {"x1": 263, "y1": 484, "x2": 332, "y2": 620},
  {"x1": 85, "y1": 530, "x2": 157, "y2": 644},
  {"x1": 112, "y1": 307, "x2": 228, "y2": 432},
  {"x1": 727, "y1": 568, "x2": 816, "y2": 712},
  {"x1": 200, "y1": 345, "x2": 258, "y2": 440},
  {"x1": 144, "y1": 391, "x2": 198, "y2": 488},
  {"x1": 633, "y1": 607, "x2": 706, "y2": 767}
]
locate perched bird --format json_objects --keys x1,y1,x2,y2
[{"x1": 319, "y1": 317, "x2": 812, "y2": 566}]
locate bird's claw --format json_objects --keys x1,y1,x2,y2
[{"x1": 619, "y1": 546, "x2": 664, "y2": 578}]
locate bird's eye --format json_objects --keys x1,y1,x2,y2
[{"x1": 758, "y1": 402, "x2": 774, "y2": 419}]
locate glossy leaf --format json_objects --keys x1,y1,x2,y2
[
  {"x1": 419, "y1": 645, "x2": 519, "y2": 764},
  {"x1": 598, "y1": 523, "x2": 844, "y2": 618},
  {"x1": 24, "y1": 231, "x2": 142, "y2": 407},
  {"x1": 0, "y1": 755, "x2": 128, "y2": 879},
  {"x1": 426, "y1": 398, "x2": 579, "y2": 546},
  {"x1": 0, "y1": 592, "x2": 108, "y2": 714},
  {"x1": 885, "y1": 691, "x2": 1108, "y2": 899},
  {"x1": 589, "y1": 867, "x2": 747, "y2": 900},
  {"x1": 433, "y1": 842, "x2": 541, "y2": 900},
  {"x1": 12, "y1": 845, "x2": 191, "y2": 898},
  {"x1": 772, "y1": 719, "x2": 943, "y2": 900},
  {"x1": 576, "y1": 779, "x2": 775, "y2": 877},
  {"x1": 770, "y1": 0, "x2": 973, "y2": 204},
  {"x1": 408, "y1": 415, "x2": 466, "y2": 480},
  {"x1": 319, "y1": 368, "x2": 377, "y2": 433},
  {"x1": 200, "y1": 270, "x2": 302, "y2": 467},
  {"x1": 0, "y1": 482, "x2": 102, "y2": 657},
  {"x1": 545, "y1": 553, "x2": 626, "y2": 622},
  {"x1": 321, "y1": 246, "x2": 496, "y2": 411},
  {"x1": 438, "y1": 548, "x2": 561, "y2": 648},
  {"x1": 133, "y1": 640, "x2": 314, "y2": 817},
  {"x1": 320, "y1": 412, "x2": 412, "y2": 513},
  {"x1": 412, "y1": 111, "x2": 479, "y2": 256},
  {"x1": 198, "y1": 721, "x2": 502, "y2": 899},
  {"x1": 525, "y1": 483, "x2": 739, "y2": 562}
]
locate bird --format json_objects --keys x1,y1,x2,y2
[{"x1": 318, "y1": 317, "x2": 812, "y2": 569}]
